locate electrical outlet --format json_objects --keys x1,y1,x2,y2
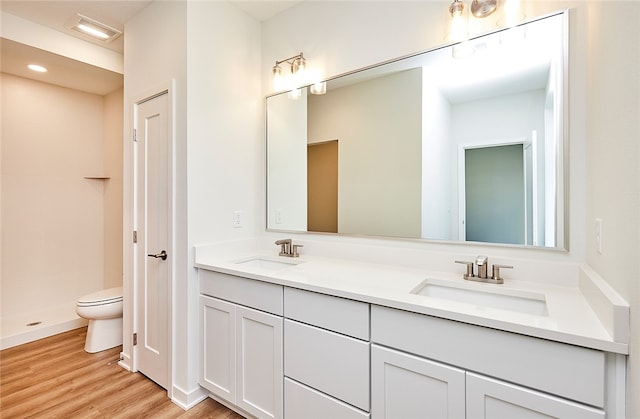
[
  {"x1": 233, "y1": 211, "x2": 243, "y2": 228},
  {"x1": 595, "y1": 218, "x2": 602, "y2": 254}
]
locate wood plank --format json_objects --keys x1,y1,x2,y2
[{"x1": 0, "y1": 328, "x2": 245, "y2": 418}]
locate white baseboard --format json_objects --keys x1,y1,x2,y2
[
  {"x1": 171, "y1": 384, "x2": 208, "y2": 410},
  {"x1": 118, "y1": 351, "x2": 132, "y2": 371},
  {"x1": 1, "y1": 306, "x2": 88, "y2": 350}
]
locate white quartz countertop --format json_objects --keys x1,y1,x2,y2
[{"x1": 194, "y1": 244, "x2": 629, "y2": 354}]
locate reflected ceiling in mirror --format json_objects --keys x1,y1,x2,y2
[{"x1": 266, "y1": 11, "x2": 568, "y2": 249}]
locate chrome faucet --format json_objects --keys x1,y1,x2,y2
[
  {"x1": 455, "y1": 256, "x2": 512, "y2": 284},
  {"x1": 275, "y1": 239, "x2": 303, "y2": 257}
]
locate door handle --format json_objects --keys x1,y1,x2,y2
[{"x1": 147, "y1": 250, "x2": 167, "y2": 261}]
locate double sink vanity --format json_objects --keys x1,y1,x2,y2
[
  {"x1": 192, "y1": 7, "x2": 631, "y2": 418},
  {"x1": 195, "y1": 238, "x2": 629, "y2": 419}
]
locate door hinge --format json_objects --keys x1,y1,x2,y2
[
  {"x1": 133, "y1": 231, "x2": 138, "y2": 243},
  {"x1": 133, "y1": 333, "x2": 138, "y2": 346},
  {"x1": 133, "y1": 128, "x2": 137, "y2": 142}
]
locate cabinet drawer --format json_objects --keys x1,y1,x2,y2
[
  {"x1": 284, "y1": 287, "x2": 369, "y2": 340},
  {"x1": 285, "y1": 378, "x2": 369, "y2": 419},
  {"x1": 199, "y1": 269, "x2": 283, "y2": 315},
  {"x1": 284, "y1": 320, "x2": 370, "y2": 411},
  {"x1": 371, "y1": 305, "x2": 606, "y2": 407}
]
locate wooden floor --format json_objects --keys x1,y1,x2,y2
[{"x1": 0, "y1": 327, "x2": 245, "y2": 418}]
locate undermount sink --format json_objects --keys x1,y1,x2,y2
[
  {"x1": 234, "y1": 257, "x2": 303, "y2": 271},
  {"x1": 411, "y1": 278, "x2": 548, "y2": 316}
]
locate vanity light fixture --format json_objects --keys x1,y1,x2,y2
[
  {"x1": 67, "y1": 14, "x2": 122, "y2": 43},
  {"x1": 272, "y1": 52, "x2": 307, "y2": 92}
]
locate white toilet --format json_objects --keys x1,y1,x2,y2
[{"x1": 76, "y1": 286, "x2": 123, "y2": 353}]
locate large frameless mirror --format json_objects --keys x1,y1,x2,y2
[{"x1": 266, "y1": 11, "x2": 568, "y2": 249}]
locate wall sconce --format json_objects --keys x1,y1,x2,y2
[
  {"x1": 272, "y1": 52, "x2": 307, "y2": 92},
  {"x1": 272, "y1": 52, "x2": 326, "y2": 96},
  {"x1": 447, "y1": 0, "x2": 524, "y2": 43}
]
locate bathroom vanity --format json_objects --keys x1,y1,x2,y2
[{"x1": 195, "y1": 240, "x2": 628, "y2": 419}]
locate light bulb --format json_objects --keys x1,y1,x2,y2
[
  {"x1": 292, "y1": 57, "x2": 307, "y2": 88},
  {"x1": 448, "y1": 0, "x2": 468, "y2": 43},
  {"x1": 310, "y1": 81, "x2": 327, "y2": 95},
  {"x1": 502, "y1": 0, "x2": 525, "y2": 27},
  {"x1": 288, "y1": 88, "x2": 302, "y2": 100},
  {"x1": 273, "y1": 65, "x2": 285, "y2": 91}
]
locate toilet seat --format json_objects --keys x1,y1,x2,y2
[{"x1": 77, "y1": 286, "x2": 123, "y2": 307}]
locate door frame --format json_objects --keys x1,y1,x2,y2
[
  {"x1": 122, "y1": 81, "x2": 175, "y2": 397},
  {"x1": 457, "y1": 137, "x2": 528, "y2": 242}
]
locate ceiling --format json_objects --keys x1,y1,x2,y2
[
  {"x1": 1, "y1": 37, "x2": 125, "y2": 95},
  {"x1": 0, "y1": 1, "x2": 298, "y2": 95}
]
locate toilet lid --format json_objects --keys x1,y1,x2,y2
[{"x1": 78, "y1": 286, "x2": 123, "y2": 305}]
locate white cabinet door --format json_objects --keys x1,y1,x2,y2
[
  {"x1": 371, "y1": 344, "x2": 465, "y2": 419},
  {"x1": 200, "y1": 296, "x2": 284, "y2": 419},
  {"x1": 466, "y1": 372, "x2": 605, "y2": 419},
  {"x1": 236, "y1": 306, "x2": 283, "y2": 419},
  {"x1": 199, "y1": 295, "x2": 236, "y2": 402}
]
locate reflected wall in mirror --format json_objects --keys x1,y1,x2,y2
[{"x1": 267, "y1": 11, "x2": 567, "y2": 249}]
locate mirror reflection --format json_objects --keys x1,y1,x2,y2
[{"x1": 267, "y1": 12, "x2": 567, "y2": 249}]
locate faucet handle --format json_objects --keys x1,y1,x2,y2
[
  {"x1": 455, "y1": 260, "x2": 475, "y2": 279},
  {"x1": 491, "y1": 264, "x2": 513, "y2": 282},
  {"x1": 291, "y1": 244, "x2": 303, "y2": 257}
]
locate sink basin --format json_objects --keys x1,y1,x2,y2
[
  {"x1": 411, "y1": 279, "x2": 548, "y2": 316},
  {"x1": 234, "y1": 257, "x2": 302, "y2": 271}
]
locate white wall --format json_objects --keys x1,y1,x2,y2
[
  {"x1": 123, "y1": 0, "x2": 187, "y2": 399},
  {"x1": 1, "y1": 74, "x2": 106, "y2": 317},
  {"x1": 124, "y1": 0, "x2": 261, "y2": 406},
  {"x1": 585, "y1": 2, "x2": 640, "y2": 416},
  {"x1": 185, "y1": 1, "x2": 262, "y2": 405},
  {"x1": 103, "y1": 88, "x2": 124, "y2": 289}
]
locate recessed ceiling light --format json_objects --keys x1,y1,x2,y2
[
  {"x1": 28, "y1": 64, "x2": 47, "y2": 73},
  {"x1": 66, "y1": 14, "x2": 122, "y2": 43}
]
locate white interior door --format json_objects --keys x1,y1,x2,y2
[{"x1": 134, "y1": 91, "x2": 170, "y2": 389}]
